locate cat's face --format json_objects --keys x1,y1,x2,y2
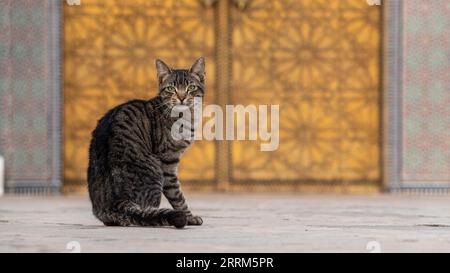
[{"x1": 156, "y1": 58, "x2": 205, "y2": 109}]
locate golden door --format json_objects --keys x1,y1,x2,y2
[{"x1": 64, "y1": 0, "x2": 381, "y2": 192}]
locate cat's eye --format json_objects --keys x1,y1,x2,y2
[
  {"x1": 187, "y1": 85, "x2": 197, "y2": 92},
  {"x1": 166, "y1": 86, "x2": 176, "y2": 93}
]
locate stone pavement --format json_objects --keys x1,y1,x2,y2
[{"x1": 0, "y1": 193, "x2": 449, "y2": 252}]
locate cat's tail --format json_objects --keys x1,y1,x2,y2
[{"x1": 127, "y1": 208, "x2": 187, "y2": 228}]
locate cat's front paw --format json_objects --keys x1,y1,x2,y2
[
  {"x1": 167, "y1": 210, "x2": 187, "y2": 229},
  {"x1": 187, "y1": 215, "x2": 203, "y2": 225}
]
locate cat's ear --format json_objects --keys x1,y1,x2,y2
[
  {"x1": 156, "y1": 59, "x2": 172, "y2": 83},
  {"x1": 189, "y1": 57, "x2": 205, "y2": 82}
]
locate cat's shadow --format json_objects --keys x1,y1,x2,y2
[{"x1": 92, "y1": 224, "x2": 195, "y2": 230}]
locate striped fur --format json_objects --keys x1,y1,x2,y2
[{"x1": 88, "y1": 58, "x2": 205, "y2": 228}]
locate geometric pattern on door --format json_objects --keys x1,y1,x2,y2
[
  {"x1": 231, "y1": 0, "x2": 381, "y2": 184},
  {"x1": 64, "y1": 0, "x2": 216, "y2": 189},
  {"x1": 64, "y1": 0, "x2": 381, "y2": 191}
]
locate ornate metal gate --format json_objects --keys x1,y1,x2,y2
[
  {"x1": 63, "y1": 0, "x2": 381, "y2": 192},
  {"x1": 228, "y1": 0, "x2": 381, "y2": 191},
  {"x1": 63, "y1": 0, "x2": 217, "y2": 191}
]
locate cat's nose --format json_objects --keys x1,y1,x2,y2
[{"x1": 177, "y1": 93, "x2": 187, "y2": 103}]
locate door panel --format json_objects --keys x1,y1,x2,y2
[
  {"x1": 63, "y1": 0, "x2": 381, "y2": 191},
  {"x1": 63, "y1": 0, "x2": 216, "y2": 189},
  {"x1": 230, "y1": 0, "x2": 381, "y2": 184}
]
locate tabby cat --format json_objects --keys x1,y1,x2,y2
[{"x1": 87, "y1": 58, "x2": 205, "y2": 228}]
